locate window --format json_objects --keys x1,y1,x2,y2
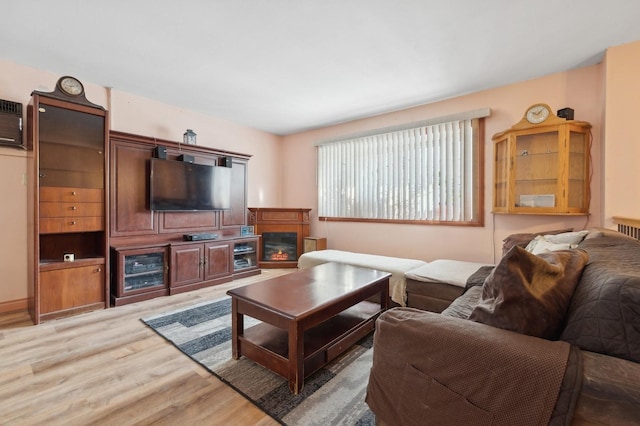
[{"x1": 316, "y1": 109, "x2": 489, "y2": 225}]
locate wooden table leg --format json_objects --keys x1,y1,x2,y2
[
  {"x1": 381, "y1": 277, "x2": 389, "y2": 311},
  {"x1": 288, "y1": 320, "x2": 304, "y2": 394},
  {"x1": 230, "y1": 298, "x2": 243, "y2": 360}
]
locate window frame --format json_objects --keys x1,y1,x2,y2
[{"x1": 316, "y1": 111, "x2": 487, "y2": 226}]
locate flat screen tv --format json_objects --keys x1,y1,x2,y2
[{"x1": 150, "y1": 158, "x2": 232, "y2": 211}]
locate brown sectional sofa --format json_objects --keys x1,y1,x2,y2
[{"x1": 366, "y1": 229, "x2": 640, "y2": 425}]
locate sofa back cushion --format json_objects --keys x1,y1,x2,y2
[
  {"x1": 501, "y1": 228, "x2": 573, "y2": 256},
  {"x1": 469, "y1": 246, "x2": 589, "y2": 339},
  {"x1": 561, "y1": 234, "x2": 640, "y2": 363}
]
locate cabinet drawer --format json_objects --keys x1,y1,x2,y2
[
  {"x1": 40, "y1": 202, "x2": 104, "y2": 218},
  {"x1": 40, "y1": 186, "x2": 104, "y2": 203},
  {"x1": 40, "y1": 217, "x2": 104, "y2": 233},
  {"x1": 39, "y1": 263, "x2": 105, "y2": 314}
]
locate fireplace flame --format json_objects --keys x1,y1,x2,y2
[{"x1": 271, "y1": 249, "x2": 289, "y2": 261}]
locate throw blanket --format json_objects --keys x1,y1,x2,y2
[
  {"x1": 464, "y1": 265, "x2": 494, "y2": 291},
  {"x1": 367, "y1": 308, "x2": 581, "y2": 426}
]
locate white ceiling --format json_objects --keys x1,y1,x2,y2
[{"x1": 2, "y1": 1, "x2": 640, "y2": 135}]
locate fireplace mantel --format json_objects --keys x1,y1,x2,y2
[{"x1": 247, "y1": 208, "x2": 311, "y2": 268}]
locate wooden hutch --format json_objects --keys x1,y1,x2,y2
[{"x1": 27, "y1": 77, "x2": 110, "y2": 324}]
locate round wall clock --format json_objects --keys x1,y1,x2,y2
[
  {"x1": 525, "y1": 104, "x2": 550, "y2": 124},
  {"x1": 57, "y1": 76, "x2": 85, "y2": 97}
]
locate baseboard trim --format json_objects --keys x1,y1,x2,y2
[{"x1": 0, "y1": 298, "x2": 28, "y2": 314}]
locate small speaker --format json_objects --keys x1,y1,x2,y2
[
  {"x1": 557, "y1": 107, "x2": 574, "y2": 120},
  {"x1": 178, "y1": 154, "x2": 194, "y2": 163},
  {"x1": 304, "y1": 237, "x2": 327, "y2": 253},
  {"x1": 154, "y1": 145, "x2": 167, "y2": 159},
  {"x1": 220, "y1": 156, "x2": 233, "y2": 167}
]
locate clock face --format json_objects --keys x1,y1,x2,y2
[
  {"x1": 59, "y1": 76, "x2": 84, "y2": 96},
  {"x1": 526, "y1": 104, "x2": 550, "y2": 124}
]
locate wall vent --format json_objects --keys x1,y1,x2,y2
[
  {"x1": 613, "y1": 217, "x2": 640, "y2": 241},
  {"x1": 0, "y1": 99, "x2": 22, "y2": 116},
  {"x1": 0, "y1": 98, "x2": 24, "y2": 149}
]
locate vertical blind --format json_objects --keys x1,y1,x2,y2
[{"x1": 317, "y1": 115, "x2": 484, "y2": 223}]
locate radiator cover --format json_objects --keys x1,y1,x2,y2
[{"x1": 0, "y1": 99, "x2": 23, "y2": 149}]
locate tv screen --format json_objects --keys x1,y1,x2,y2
[{"x1": 150, "y1": 158, "x2": 232, "y2": 211}]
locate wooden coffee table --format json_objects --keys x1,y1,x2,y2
[{"x1": 226, "y1": 262, "x2": 390, "y2": 394}]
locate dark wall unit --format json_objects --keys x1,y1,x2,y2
[
  {"x1": 27, "y1": 78, "x2": 110, "y2": 324},
  {"x1": 108, "y1": 131, "x2": 260, "y2": 306}
]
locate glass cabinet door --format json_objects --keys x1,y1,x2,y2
[
  {"x1": 567, "y1": 131, "x2": 588, "y2": 210},
  {"x1": 514, "y1": 130, "x2": 559, "y2": 210},
  {"x1": 233, "y1": 239, "x2": 258, "y2": 271},
  {"x1": 493, "y1": 137, "x2": 509, "y2": 212},
  {"x1": 117, "y1": 247, "x2": 168, "y2": 296}
]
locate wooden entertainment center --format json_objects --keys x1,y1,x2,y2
[
  {"x1": 108, "y1": 132, "x2": 260, "y2": 307},
  {"x1": 27, "y1": 78, "x2": 260, "y2": 323}
]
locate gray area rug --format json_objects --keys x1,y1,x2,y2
[{"x1": 141, "y1": 296, "x2": 375, "y2": 425}]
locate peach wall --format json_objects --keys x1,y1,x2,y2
[
  {"x1": 0, "y1": 60, "x2": 281, "y2": 307},
  {"x1": 603, "y1": 41, "x2": 640, "y2": 225},
  {"x1": 282, "y1": 65, "x2": 605, "y2": 264},
  {"x1": 2, "y1": 40, "x2": 638, "y2": 307},
  {"x1": 107, "y1": 90, "x2": 283, "y2": 207}
]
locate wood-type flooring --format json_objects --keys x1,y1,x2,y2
[{"x1": 0, "y1": 269, "x2": 295, "y2": 425}]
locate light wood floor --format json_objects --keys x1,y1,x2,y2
[{"x1": 0, "y1": 269, "x2": 295, "y2": 426}]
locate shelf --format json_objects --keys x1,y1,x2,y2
[
  {"x1": 516, "y1": 152, "x2": 558, "y2": 157},
  {"x1": 124, "y1": 273, "x2": 165, "y2": 291},
  {"x1": 515, "y1": 178, "x2": 557, "y2": 183},
  {"x1": 40, "y1": 256, "x2": 104, "y2": 271}
]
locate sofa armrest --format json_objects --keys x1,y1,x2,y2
[
  {"x1": 572, "y1": 350, "x2": 640, "y2": 424},
  {"x1": 366, "y1": 308, "x2": 571, "y2": 426}
]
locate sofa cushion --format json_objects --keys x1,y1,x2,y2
[
  {"x1": 502, "y1": 228, "x2": 573, "y2": 256},
  {"x1": 525, "y1": 230, "x2": 589, "y2": 255},
  {"x1": 561, "y1": 234, "x2": 640, "y2": 363},
  {"x1": 469, "y1": 246, "x2": 589, "y2": 339}
]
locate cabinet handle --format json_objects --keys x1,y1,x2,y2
[
  {"x1": 69, "y1": 221, "x2": 76, "y2": 225},
  {"x1": 96, "y1": 268, "x2": 102, "y2": 272},
  {"x1": 70, "y1": 206, "x2": 77, "y2": 210},
  {"x1": 71, "y1": 191, "x2": 77, "y2": 196}
]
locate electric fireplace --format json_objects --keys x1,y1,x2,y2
[
  {"x1": 248, "y1": 208, "x2": 310, "y2": 268},
  {"x1": 262, "y1": 232, "x2": 297, "y2": 262}
]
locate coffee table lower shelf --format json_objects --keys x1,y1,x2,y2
[{"x1": 237, "y1": 301, "x2": 381, "y2": 383}]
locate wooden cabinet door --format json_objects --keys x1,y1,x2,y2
[
  {"x1": 204, "y1": 242, "x2": 232, "y2": 280},
  {"x1": 110, "y1": 140, "x2": 157, "y2": 236},
  {"x1": 39, "y1": 262, "x2": 105, "y2": 315},
  {"x1": 170, "y1": 243, "x2": 204, "y2": 287},
  {"x1": 221, "y1": 158, "x2": 248, "y2": 228}
]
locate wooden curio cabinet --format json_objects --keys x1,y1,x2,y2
[
  {"x1": 28, "y1": 77, "x2": 109, "y2": 323},
  {"x1": 492, "y1": 104, "x2": 591, "y2": 215}
]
